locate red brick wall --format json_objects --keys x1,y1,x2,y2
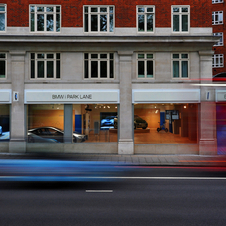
[{"x1": 5, "y1": 0, "x2": 212, "y2": 28}]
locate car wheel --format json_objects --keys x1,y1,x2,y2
[
  {"x1": 114, "y1": 123, "x2": 117, "y2": 129},
  {"x1": 134, "y1": 124, "x2": 136, "y2": 130},
  {"x1": 157, "y1": 128, "x2": 160, "y2": 132},
  {"x1": 165, "y1": 128, "x2": 168, "y2": 132},
  {"x1": 142, "y1": 127, "x2": 147, "y2": 129}
]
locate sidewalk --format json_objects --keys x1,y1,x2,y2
[{"x1": 1, "y1": 153, "x2": 226, "y2": 166}]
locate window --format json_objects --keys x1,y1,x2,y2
[
  {"x1": 0, "y1": 4, "x2": 6, "y2": 32},
  {"x1": 30, "y1": 5, "x2": 61, "y2": 32},
  {"x1": 212, "y1": 0, "x2": 223, "y2": 3},
  {"x1": 30, "y1": 53, "x2": 61, "y2": 79},
  {"x1": 137, "y1": 53, "x2": 154, "y2": 78},
  {"x1": 212, "y1": 11, "x2": 223, "y2": 25},
  {"x1": 172, "y1": 53, "x2": 189, "y2": 78},
  {"x1": 213, "y1": 32, "x2": 223, "y2": 46},
  {"x1": 172, "y1": 6, "x2": 189, "y2": 32},
  {"x1": 212, "y1": 54, "x2": 224, "y2": 67},
  {"x1": 84, "y1": 6, "x2": 114, "y2": 33},
  {"x1": 137, "y1": 6, "x2": 155, "y2": 32},
  {"x1": 0, "y1": 53, "x2": 6, "y2": 78},
  {"x1": 84, "y1": 53, "x2": 114, "y2": 79}
]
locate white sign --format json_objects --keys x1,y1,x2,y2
[
  {"x1": 216, "y1": 90, "x2": 226, "y2": 102},
  {"x1": 0, "y1": 90, "x2": 11, "y2": 103}
]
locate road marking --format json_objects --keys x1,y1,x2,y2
[{"x1": 86, "y1": 190, "x2": 113, "y2": 193}]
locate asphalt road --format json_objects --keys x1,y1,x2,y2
[{"x1": 1, "y1": 167, "x2": 226, "y2": 226}]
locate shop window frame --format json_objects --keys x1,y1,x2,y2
[
  {"x1": 83, "y1": 5, "x2": 114, "y2": 33},
  {"x1": 212, "y1": 11, "x2": 223, "y2": 25},
  {"x1": 29, "y1": 5, "x2": 61, "y2": 33},
  {"x1": 84, "y1": 53, "x2": 114, "y2": 79},
  {"x1": 213, "y1": 32, "x2": 224, "y2": 46},
  {"x1": 0, "y1": 53, "x2": 7, "y2": 79},
  {"x1": 137, "y1": 6, "x2": 155, "y2": 33},
  {"x1": 136, "y1": 53, "x2": 155, "y2": 79},
  {"x1": 212, "y1": 54, "x2": 224, "y2": 68},
  {"x1": 212, "y1": 0, "x2": 224, "y2": 4},
  {"x1": 171, "y1": 53, "x2": 189, "y2": 79},
  {"x1": 30, "y1": 53, "x2": 61, "y2": 79},
  {"x1": 171, "y1": 5, "x2": 190, "y2": 33},
  {"x1": 0, "y1": 4, "x2": 6, "y2": 32}
]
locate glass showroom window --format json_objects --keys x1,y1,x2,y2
[
  {"x1": 212, "y1": 0, "x2": 224, "y2": 3},
  {"x1": 0, "y1": 53, "x2": 6, "y2": 79},
  {"x1": 30, "y1": 5, "x2": 61, "y2": 32},
  {"x1": 172, "y1": 53, "x2": 189, "y2": 78},
  {"x1": 0, "y1": 105, "x2": 10, "y2": 141},
  {"x1": 172, "y1": 6, "x2": 189, "y2": 32},
  {"x1": 137, "y1": 6, "x2": 155, "y2": 32},
  {"x1": 213, "y1": 32, "x2": 223, "y2": 46},
  {"x1": 137, "y1": 53, "x2": 154, "y2": 78},
  {"x1": 30, "y1": 53, "x2": 60, "y2": 79},
  {"x1": 84, "y1": 53, "x2": 114, "y2": 79},
  {"x1": 0, "y1": 4, "x2": 6, "y2": 32},
  {"x1": 212, "y1": 11, "x2": 223, "y2": 25},
  {"x1": 84, "y1": 6, "x2": 114, "y2": 33},
  {"x1": 212, "y1": 54, "x2": 224, "y2": 67}
]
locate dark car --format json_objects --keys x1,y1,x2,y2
[
  {"x1": 28, "y1": 127, "x2": 86, "y2": 143},
  {"x1": 213, "y1": 72, "x2": 226, "y2": 82}
]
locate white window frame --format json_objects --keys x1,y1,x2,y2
[
  {"x1": 136, "y1": 53, "x2": 155, "y2": 79},
  {"x1": 212, "y1": 54, "x2": 224, "y2": 68},
  {"x1": 212, "y1": 0, "x2": 224, "y2": 3},
  {"x1": 0, "y1": 53, "x2": 7, "y2": 79},
  {"x1": 29, "y1": 5, "x2": 61, "y2": 33},
  {"x1": 212, "y1": 11, "x2": 223, "y2": 25},
  {"x1": 0, "y1": 4, "x2": 6, "y2": 32},
  {"x1": 171, "y1": 5, "x2": 190, "y2": 33},
  {"x1": 30, "y1": 53, "x2": 61, "y2": 79},
  {"x1": 84, "y1": 53, "x2": 114, "y2": 79},
  {"x1": 83, "y1": 6, "x2": 114, "y2": 33},
  {"x1": 213, "y1": 32, "x2": 224, "y2": 46},
  {"x1": 137, "y1": 6, "x2": 155, "y2": 33},
  {"x1": 171, "y1": 53, "x2": 189, "y2": 79}
]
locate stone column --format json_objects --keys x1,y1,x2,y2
[
  {"x1": 199, "y1": 51, "x2": 217, "y2": 155},
  {"x1": 118, "y1": 51, "x2": 134, "y2": 154},
  {"x1": 9, "y1": 51, "x2": 26, "y2": 153},
  {"x1": 64, "y1": 104, "x2": 73, "y2": 143}
]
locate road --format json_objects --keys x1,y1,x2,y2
[{"x1": 1, "y1": 167, "x2": 226, "y2": 226}]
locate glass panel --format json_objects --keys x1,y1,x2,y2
[
  {"x1": 100, "y1": 54, "x2": 107, "y2": 58},
  {"x1": 0, "y1": 61, "x2": 5, "y2": 78},
  {"x1": 37, "y1": 54, "x2": 44, "y2": 59},
  {"x1": 100, "y1": 8, "x2": 107, "y2": 12},
  {"x1": 182, "y1": 8, "x2": 188, "y2": 12},
  {"x1": 138, "y1": 61, "x2": 145, "y2": 78},
  {"x1": 30, "y1": 6, "x2": 35, "y2": 13},
  {"x1": 147, "y1": 54, "x2": 153, "y2": 59},
  {"x1": 91, "y1": 15, "x2": 98, "y2": 31},
  {"x1": 110, "y1": 14, "x2": 113, "y2": 32},
  {"x1": 91, "y1": 61, "x2": 98, "y2": 78},
  {"x1": 100, "y1": 61, "x2": 107, "y2": 78},
  {"x1": 110, "y1": 7, "x2": 113, "y2": 13},
  {"x1": 84, "y1": 61, "x2": 88, "y2": 78},
  {"x1": 173, "y1": 54, "x2": 179, "y2": 59},
  {"x1": 110, "y1": 60, "x2": 114, "y2": 78},
  {"x1": 85, "y1": 14, "x2": 88, "y2": 32},
  {"x1": 0, "y1": 53, "x2": 5, "y2": 58},
  {"x1": 56, "y1": 14, "x2": 60, "y2": 32},
  {"x1": 182, "y1": 61, "x2": 188, "y2": 78},
  {"x1": 56, "y1": 61, "x2": 60, "y2": 78},
  {"x1": 47, "y1": 61, "x2": 54, "y2": 78},
  {"x1": 0, "y1": 104, "x2": 10, "y2": 141},
  {"x1": 91, "y1": 54, "x2": 98, "y2": 59},
  {"x1": 138, "y1": 54, "x2": 144, "y2": 59},
  {"x1": 84, "y1": 53, "x2": 88, "y2": 59},
  {"x1": 47, "y1": 54, "x2": 54, "y2": 59},
  {"x1": 91, "y1": 7, "x2": 98, "y2": 12},
  {"x1": 110, "y1": 53, "x2": 114, "y2": 59},
  {"x1": 138, "y1": 8, "x2": 144, "y2": 13},
  {"x1": 182, "y1": 15, "x2": 188, "y2": 32},
  {"x1": 56, "y1": 53, "x2": 60, "y2": 59},
  {"x1": 56, "y1": 6, "x2": 61, "y2": 13},
  {"x1": 173, "y1": 15, "x2": 179, "y2": 31},
  {"x1": 173, "y1": 8, "x2": 179, "y2": 12},
  {"x1": 37, "y1": 61, "x2": 44, "y2": 78},
  {"x1": 147, "y1": 61, "x2": 153, "y2": 78},
  {"x1": 100, "y1": 14, "x2": 107, "y2": 32},
  {"x1": 182, "y1": 54, "x2": 188, "y2": 59},
  {"x1": 47, "y1": 14, "x2": 54, "y2": 31},
  {"x1": 84, "y1": 7, "x2": 88, "y2": 13},
  {"x1": 147, "y1": 8, "x2": 153, "y2": 13},
  {"x1": 37, "y1": 7, "x2": 44, "y2": 12},
  {"x1": 31, "y1": 53, "x2": 35, "y2": 59},
  {"x1": 173, "y1": 61, "x2": 179, "y2": 78},
  {"x1": 30, "y1": 13, "x2": 35, "y2": 32},
  {"x1": 0, "y1": 6, "x2": 5, "y2": 11},
  {"x1": 138, "y1": 15, "x2": 145, "y2": 32},
  {"x1": 147, "y1": 14, "x2": 153, "y2": 32},
  {"x1": 30, "y1": 60, "x2": 35, "y2": 79},
  {"x1": 46, "y1": 7, "x2": 53, "y2": 12},
  {"x1": 0, "y1": 14, "x2": 5, "y2": 31},
  {"x1": 37, "y1": 14, "x2": 44, "y2": 31}
]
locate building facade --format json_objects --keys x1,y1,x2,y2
[{"x1": 0, "y1": 0, "x2": 220, "y2": 155}]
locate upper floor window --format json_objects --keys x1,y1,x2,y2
[
  {"x1": 84, "y1": 53, "x2": 114, "y2": 79},
  {"x1": 30, "y1": 5, "x2": 61, "y2": 32},
  {"x1": 212, "y1": 11, "x2": 223, "y2": 25},
  {"x1": 213, "y1": 32, "x2": 224, "y2": 46},
  {"x1": 137, "y1": 53, "x2": 154, "y2": 78},
  {"x1": 212, "y1": 0, "x2": 223, "y2": 3},
  {"x1": 172, "y1": 53, "x2": 189, "y2": 78},
  {"x1": 172, "y1": 6, "x2": 190, "y2": 33},
  {"x1": 30, "y1": 53, "x2": 61, "y2": 79},
  {"x1": 0, "y1": 4, "x2": 6, "y2": 32},
  {"x1": 212, "y1": 54, "x2": 224, "y2": 67},
  {"x1": 137, "y1": 6, "x2": 155, "y2": 32},
  {"x1": 84, "y1": 6, "x2": 114, "y2": 33},
  {"x1": 0, "y1": 53, "x2": 6, "y2": 79}
]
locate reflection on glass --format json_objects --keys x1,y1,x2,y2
[
  {"x1": 0, "y1": 13, "x2": 5, "y2": 31},
  {"x1": 37, "y1": 14, "x2": 44, "y2": 31},
  {"x1": 91, "y1": 15, "x2": 98, "y2": 31},
  {"x1": 173, "y1": 61, "x2": 179, "y2": 78},
  {"x1": 100, "y1": 61, "x2": 107, "y2": 78},
  {"x1": 173, "y1": 15, "x2": 179, "y2": 31},
  {"x1": 91, "y1": 61, "x2": 98, "y2": 78},
  {"x1": 0, "y1": 104, "x2": 10, "y2": 141},
  {"x1": 47, "y1": 14, "x2": 54, "y2": 31},
  {"x1": 100, "y1": 15, "x2": 107, "y2": 31},
  {"x1": 138, "y1": 15, "x2": 144, "y2": 32},
  {"x1": 38, "y1": 61, "x2": 44, "y2": 78},
  {"x1": 182, "y1": 61, "x2": 188, "y2": 77},
  {"x1": 147, "y1": 61, "x2": 153, "y2": 78},
  {"x1": 138, "y1": 61, "x2": 145, "y2": 78},
  {"x1": 182, "y1": 15, "x2": 188, "y2": 31},
  {"x1": 47, "y1": 61, "x2": 54, "y2": 78},
  {"x1": 147, "y1": 14, "x2": 153, "y2": 31}
]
